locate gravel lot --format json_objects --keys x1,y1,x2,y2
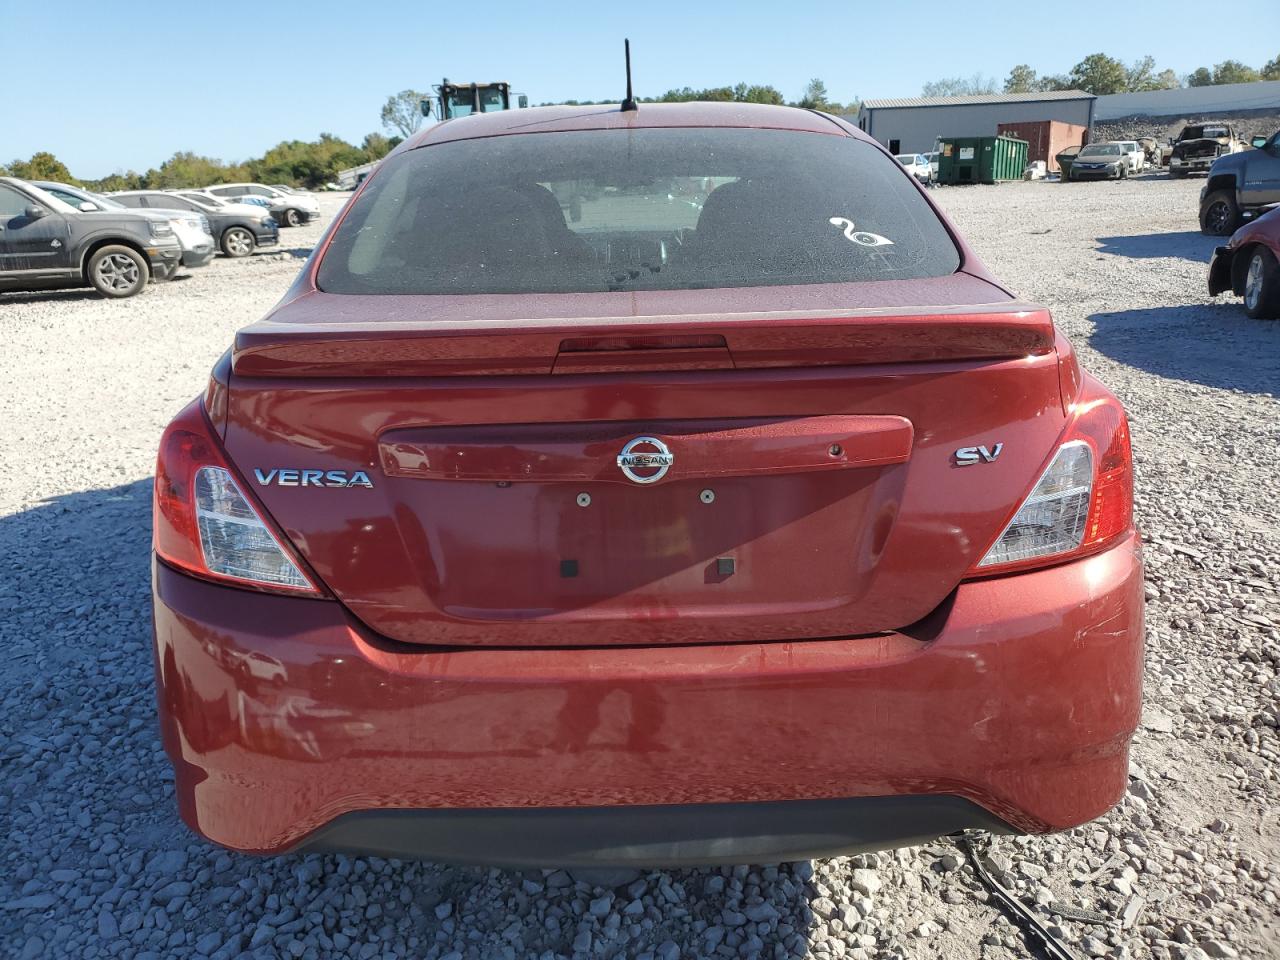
[{"x1": 2, "y1": 177, "x2": 1278, "y2": 960}]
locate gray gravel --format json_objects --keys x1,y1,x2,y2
[{"x1": 2, "y1": 179, "x2": 1278, "y2": 959}]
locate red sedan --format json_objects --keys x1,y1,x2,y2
[
  {"x1": 1209, "y1": 205, "x2": 1280, "y2": 318},
  {"x1": 152, "y1": 102, "x2": 1143, "y2": 866}
]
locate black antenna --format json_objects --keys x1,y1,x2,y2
[{"x1": 621, "y1": 39, "x2": 638, "y2": 112}]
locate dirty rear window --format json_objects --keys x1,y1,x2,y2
[{"x1": 317, "y1": 128, "x2": 961, "y2": 296}]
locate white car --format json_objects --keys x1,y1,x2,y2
[
  {"x1": 201, "y1": 182, "x2": 321, "y2": 226},
  {"x1": 923, "y1": 151, "x2": 940, "y2": 180},
  {"x1": 895, "y1": 153, "x2": 932, "y2": 183},
  {"x1": 1117, "y1": 141, "x2": 1145, "y2": 174}
]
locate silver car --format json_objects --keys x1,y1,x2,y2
[{"x1": 200, "y1": 182, "x2": 321, "y2": 226}]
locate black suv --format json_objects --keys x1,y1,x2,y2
[
  {"x1": 112, "y1": 190, "x2": 280, "y2": 258},
  {"x1": 0, "y1": 177, "x2": 182, "y2": 298}
]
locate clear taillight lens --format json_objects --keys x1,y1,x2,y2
[
  {"x1": 977, "y1": 441, "x2": 1092, "y2": 568},
  {"x1": 968, "y1": 384, "x2": 1133, "y2": 578},
  {"x1": 154, "y1": 398, "x2": 320, "y2": 596},
  {"x1": 194, "y1": 467, "x2": 310, "y2": 590}
]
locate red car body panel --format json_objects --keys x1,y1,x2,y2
[
  {"x1": 154, "y1": 531, "x2": 1142, "y2": 855},
  {"x1": 1208, "y1": 205, "x2": 1280, "y2": 296},
  {"x1": 153, "y1": 103, "x2": 1142, "y2": 864}
]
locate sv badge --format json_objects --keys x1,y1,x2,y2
[{"x1": 955, "y1": 443, "x2": 1003, "y2": 466}]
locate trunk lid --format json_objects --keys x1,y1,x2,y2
[{"x1": 223, "y1": 281, "x2": 1068, "y2": 648}]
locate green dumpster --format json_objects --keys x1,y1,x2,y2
[{"x1": 936, "y1": 135, "x2": 1029, "y2": 184}]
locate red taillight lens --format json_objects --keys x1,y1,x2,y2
[
  {"x1": 969, "y1": 382, "x2": 1133, "y2": 577},
  {"x1": 154, "y1": 399, "x2": 321, "y2": 596}
]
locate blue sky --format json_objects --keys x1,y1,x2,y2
[{"x1": 5, "y1": 0, "x2": 1277, "y2": 178}]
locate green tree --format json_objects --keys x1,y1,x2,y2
[
  {"x1": 1125, "y1": 56, "x2": 1162, "y2": 92},
  {"x1": 921, "y1": 73, "x2": 998, "y2": 97},
  {"x1": 251, "y1": 134, "x2": 365, "y2": 189},
  {"x1": 360, "y1": 132, "x2": 399, "y2": 161},
  {"x1": 1263, "y1": 55, "x2": 1280, "y2": 81},
  {"x1": 1068, "y1": 53, "x2": 1129, "y2": 94},
  {"x1": 381, "y1": 89, "x2": 430, "y2": 137},
  {"x1": 1212, "y1": 60, "x2": 1261, "y2": 85},
  {"x1": 1187, "y1": 67, "x2": 1214, "y2": 87},
  {"x1": 6, "y1": 151, "x2": 77, "y2": 183},
  {"x1": 1004, "y1": 64, "x2": 1039, "y2": 94},
  {"x1": 81, "y1": 171, "x2": 145, "y2": 193},
  {"x1": 736, "y1": 83, "x2": 785, "y2": 106},
  {"x1": 144, "y1": 151, "x2": 249, "y2": 189},
  {"x1": 797, "y1": 78, "x2": 830, "y2": 109},
  {"x1": 1155, "y1": 68, "x2": 1181, "y2": 90}
]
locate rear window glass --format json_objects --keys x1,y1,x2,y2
[{"x1": 317, "y1": 128, "x2": 960, "y2": 296}]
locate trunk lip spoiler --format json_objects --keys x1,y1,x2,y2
[{"x1": 232, "y1": 301, "x2": 1055, "y2": 379}]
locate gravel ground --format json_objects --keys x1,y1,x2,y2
[{"x1": 1, "y1": 178, "x2": 1277, "y2": 960}]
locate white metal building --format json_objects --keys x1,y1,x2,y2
[
  {"x1": 848, "y1": 90, "x2": 1097, "y2": 155},
  {"x1": 1094, "y1": 80, "x2": 1280, "y2": 121}
]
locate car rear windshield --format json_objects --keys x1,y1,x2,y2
[{"x1": 316, "y1": 128, "x2": 961, "y2": 296}]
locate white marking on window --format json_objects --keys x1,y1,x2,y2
[{"x1": 829, "y1": 217, "x2": 894, "y2": 248}]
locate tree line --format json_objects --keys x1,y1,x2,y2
[
  {"x1": 925, "y1": 52, "x2": 1280, "y2": 98},
  {"x1": 2, "y1": 131, "x2": 402, "y2": 194},
  {"x1": 10, "y1": 57, "x2": 1276, "y2": 191},
  {"x1": 537, "y1": 78, "x2": 859, "y2": 115}
]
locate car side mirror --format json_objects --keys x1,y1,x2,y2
[
  {"x1": 420, "y1": 98, "x2": 433, "y2": 118},
  {"x1": 518, "y1": 95, "x2": 529, "y2": 109},
  {"x1": 25, "y1": 205, "x2": 46, "y2": 220},
  {"x1": 78, "y1": 201, "x2": 100, "y2": 212}
]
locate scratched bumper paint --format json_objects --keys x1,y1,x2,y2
[{"x1": 152, "y1": 533, "x2": 1143, "y2": 855}]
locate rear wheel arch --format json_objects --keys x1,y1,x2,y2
[{"x1": 1230, "y1": 243, "x2": 1258, "y2": 295}]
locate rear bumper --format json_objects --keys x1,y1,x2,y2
[
  {"x1": 153, "y1": 532, "x2": 1144, "y2": 865},
  {"x1": 1208, "y1": 245, "x2": 1235, "y2": 295}
]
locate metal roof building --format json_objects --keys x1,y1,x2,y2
[
  {"x1": 1094, "y1": 80, "x2": 1280, "y2": 121},
  {"x1": 847, "y1": 90, "x2": 1097, "y2": 155}
]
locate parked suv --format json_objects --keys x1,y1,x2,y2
[
  {"x1": 112, "y1": 190, "x2": 279, "y2": 258},
  {"x1": 1199, "y1": 129, "x2": 1280, "y2": 235},
  {"x1": 36, "y1": 182, "x2": 213, "y2": 269},
  {"x1": 153, "y1": 103, "x2": 1142, "y2": 867},
  {"x1": 202, "y1": 183, "x2": 320, "y2": 226},
  {"x1": 0, "y1": 177, "x2": 182, "y2": 298}
]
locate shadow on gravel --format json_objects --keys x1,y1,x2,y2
[
  {"x1": 1094, "y1": 231, "x2": 1219, "y2": 263},
  {"x1": 0, "y1": 288, "x2": 104, "y2": 306},
  {"x1": 1088, "y1": 304, "x2": 1280, "y2": 392},
  {"x1": 0, "y1": 480, "x2": 827, "y2": 959}
]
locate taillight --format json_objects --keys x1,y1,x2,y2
[
  {"x1": 154, "y1": 399, "x2": 321, "y2": 596},
  {"x1": 970, "y1": 382, "x2": 1133, "y2": 577}
]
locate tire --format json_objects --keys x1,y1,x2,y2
[
  {"x1": 221, "y1": 226, "x2": 256, "y2": 258},
  {"x1": 283, "y1": 208, "x2": 302, "y2": 227},
  {"x1": 1200, "y1": 189, "x2": 1241, "y2": 236},
  {"x1": 1169, "y1": 168, "x2": 1185, "y2": 179},
  {"x1": 87, "y1": 245, "x2": 148, "y2": 298},
  {"x1": 1118, "y1": 165, "x2": 1127, "y2": 179},
  {"x1": 1243, "y1": 247, "x2": 1280, "y2": 320}
]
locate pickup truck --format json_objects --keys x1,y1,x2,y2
[
  {"x1": 1168, "y1": 123, "x2": 1246, "y2": 178},
  {"x1": 1200, "y1": 129, "x2": 1280, "y2": 235}
]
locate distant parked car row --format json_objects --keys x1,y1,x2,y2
[{"x1": 0, "y1": 177, "x2": 319, "y2": 299}]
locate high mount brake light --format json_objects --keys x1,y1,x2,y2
[
  {"x1": 970, "y1": 389, "x2": 1133, "y2": 577},
  {"x1": 154, "y1": 399, "x2": 321, "y2": 596}
]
